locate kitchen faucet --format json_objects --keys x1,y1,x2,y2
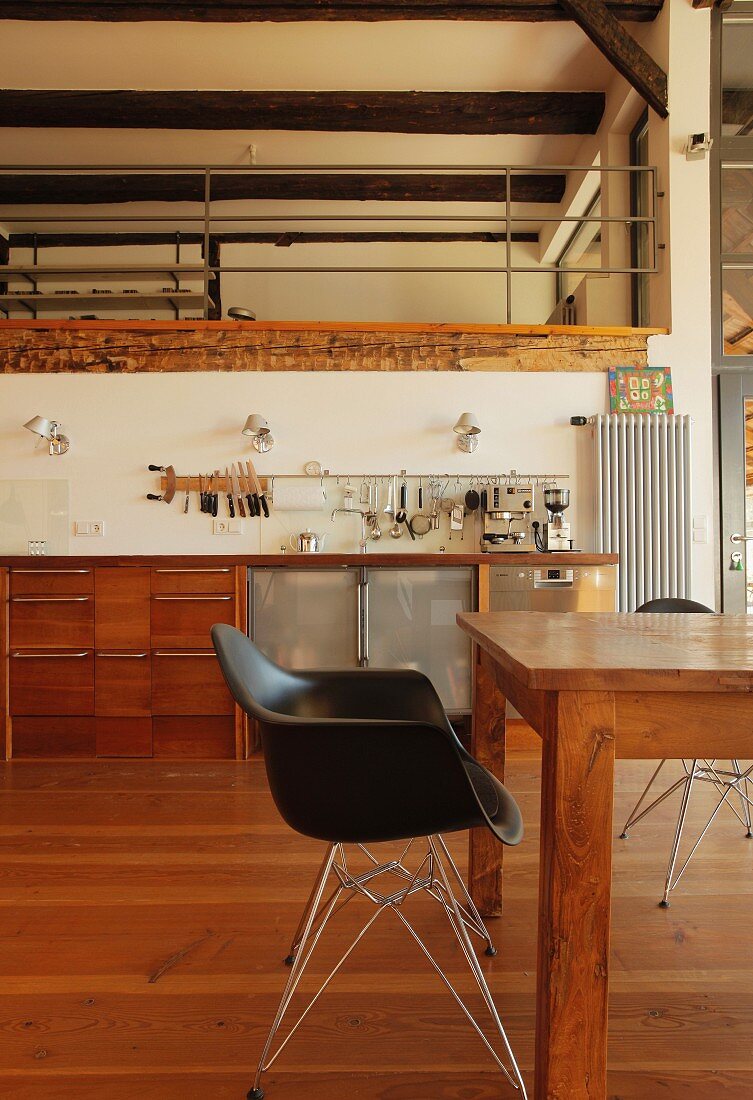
[{"x1": 331, "y1": 507, "x2": 375, "y2": 553}]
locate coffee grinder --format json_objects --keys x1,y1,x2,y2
[{"x1": 535, "y1": 487, "x2": 574, "y2": 552}]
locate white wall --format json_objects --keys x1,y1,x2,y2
[{"x1": 0, "y1": 370, "x2": 604, "y2": 556}]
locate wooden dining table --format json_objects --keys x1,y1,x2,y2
[{"x1": 456, "y1": 609, "x2": 753, "y2": 1100}]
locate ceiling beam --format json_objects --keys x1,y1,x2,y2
[
  {"x1": 0, "y1": 89, "x2": 605, "y2": 135},
  {"x1": 0, "y1": 0, "x2": 665, "y2": 21},
  {"x1": 558, "y1": 0, "x2": 668, "y2": 117},
  {"x1": 0, "y1": 172, "x2": 566, "y2": 204},
  {"x1": 9, "y1": 230, "x2": 539, "y2": 246}
]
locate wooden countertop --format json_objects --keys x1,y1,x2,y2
[{"x1": 0, "y1": 553, "x2": 618, "y2": 569}]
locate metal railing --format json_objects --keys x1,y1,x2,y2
[{"x1": 0, "y1": 163, "x2": 661, "y2": 323}]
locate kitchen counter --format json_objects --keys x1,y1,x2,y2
[{"x1": 0, "y1": 553, "x2": 618, "y2": 568}]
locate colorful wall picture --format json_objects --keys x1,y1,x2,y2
[{"x1": 608, "y1": 367, "x2": 674, "y2": 413}]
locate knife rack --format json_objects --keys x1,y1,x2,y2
[{"x1": 160, "y1": 474, "x2": 270, "y2": 493}]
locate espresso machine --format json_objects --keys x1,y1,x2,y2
[
  {"x1": 481, "y1": 484, "x2": 536, "y2": 552},
  {"x1": 534, "y1": 487, "x2": 574, "y2": 552}
]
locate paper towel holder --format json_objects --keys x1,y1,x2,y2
[{"x1": 242, "y1": 413, "x2": 275, "y2": 453}]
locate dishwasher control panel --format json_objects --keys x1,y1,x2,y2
[{"x1": 488, "y1": 565, "x2": 617, "y2": 612}]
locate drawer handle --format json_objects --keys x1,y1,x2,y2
[
  {"x1": 152, "y1": 595, "x2": 233, "y2": 601},
  {"x1": 13, "y1": 569, "x2": 92, "y2": 575},
  {"x1": 153, "y1": 650, "x2": 216, "y2": 657},
  {"x1": 154, "y1": 568, "x2": 231, "y2": 574},
  {"x1": 11, "y1": 596, "x2": 90, "y2": 603},
  {"x1": 11, "y1": 651, "x2": 90, "y2": 658},
  {"x1": 96, "y1": 652, "x2": 148, "y2": 658}
]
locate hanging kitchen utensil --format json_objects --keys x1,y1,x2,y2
[
  {"x1": 231, "y1": 464, "x2": 246, "y2": 518},
  {"x1": 225, "y1": 467, "x2": 235, "y2": 518},
  {"x1": 417, "y1": 476, "x2": 424, "y2": 511},
  {"x1": 384, "y1": 477, "x2": 395, "y2": 517},
  {"x1": 465, "y1": 484, "x2": 480, "y2": 512},
  {"x1": 147, "y1": 464, "x2": 176, "y2": 504},
  {"x1": 370, "y1": 483, "x2": 382, "y2": 540},
  {"x1": 246, "y1": 458, "x2": 269, "y2": 517},
  {"x1": 183, "y1": 476, "x2": 190, "y2": 514},
  {"x1": 409, "y1": 514, "x2": 432, "y2": 538},
  {"x1": 212, "y1": 470, "x2": 220, "y2": 517},
  {"x1": 239, "y1": 462, "x2": 257, "y2": 516}
]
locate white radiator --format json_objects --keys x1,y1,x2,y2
[{"x1": 594, "y1": 413, "x2": 692, "y2": 612}]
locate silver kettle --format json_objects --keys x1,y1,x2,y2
[{"x1": 289, "y1": 528, "x2": 327, "y2": 553}]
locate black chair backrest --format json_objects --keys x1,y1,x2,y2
[
  {"x1": 211, "y1": 624, "x2": 514, "y2": 846},
  {"x1": 635, "y1": 597, "x2": 714, "y2": 614}
]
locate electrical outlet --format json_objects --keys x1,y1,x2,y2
[
  {"x1": 213, "y1": 519, "x2": 242, "y2": 535},
  {"x1": 74, "y1": 521, "x2": 105, "y2": 537}
]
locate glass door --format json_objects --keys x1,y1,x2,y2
[
  {"x1": 249, "y1": 567, "x2": 360, "y2": 667},
  {"x1": 718, "y1": 372, "x2": 753, "y2": 610}
]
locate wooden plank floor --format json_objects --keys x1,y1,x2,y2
[{"x1": 0, "y1": 751, "x2": 751, "y2": 1098}]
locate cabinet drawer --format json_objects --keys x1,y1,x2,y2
[
  {"x1": 10, "y1": 650, "x2": 94, "y2": 715},
  {"x1": 12, "y1": 716, "x2": 96, "y2": 758},
  {"x1": 96, "y1": 717, "x2": 152, "y2": 758},
  {"x1": 95, "y1": 651, "x2": 151, "y2": 716},
  {"x1": 152, "y1": 716, "x2": 235, "y2": 759},
  {"x1": 151, "y1": 568, "x2": 234, "y2": 595},
  {"x1": 151, "y1": 651, "x2": 234, "y2": 714},
  {"x1": 10, "y1": 568, "x2": 94, "y2": 596},
  {"x1": 10, "y1": 595, "x2": 94, "y2": 649},
  {"x1": 150, "y1": 594, "x2": 235, "y2": 648},
  {"x1": 96, "y1": 568, "x2": 150, "y2": 649}
]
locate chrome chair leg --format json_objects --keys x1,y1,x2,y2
[
  {"x1": 732, "y1": 760, "x2": 753, "y2": 839},
  {"x1": 660, "y1": 761, "x2": 697, "y2": 908},
  {"x1": 434, "y1": 832, "x2": 498, "y2": 956},
  {"x1": 248, "y1": 837, "x2": 526, "y2": 1099}
]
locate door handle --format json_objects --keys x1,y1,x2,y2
[
  {"x1": 96, "y1": 652, "x2": 148, "y2": 658},
  {"x1": 11, "y1": 596, "x2": 90, "y2": 602},
  {"x1": 11, "y1": 651, "x2": 89, "y2": 658},
  {"x1": 730, "y1": 533, "x2": 753, "y2": 544},
  {"x1": 152, "y1": 595, "x2": 232, "y2": 601}
]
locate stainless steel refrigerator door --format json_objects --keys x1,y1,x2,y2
[
  {"x1": 249, "y1": 567, "x2": 360, "y2": 668},
  {"x1": 364, "y1": 567, "x2": 474, "y2": 712}
]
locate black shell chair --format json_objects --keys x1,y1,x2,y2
[
  {"x1": 211, "y1": 624, "x2": 527, "y2": 1100},
  {"x1": 620, "y1": 597, "x2": 752, "y2": 906}
]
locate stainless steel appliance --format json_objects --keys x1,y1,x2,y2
[
  {"x1": 489, "y1": 564, "x2": 617, "y2": 612},
  {"x1": 536, "y1": 487, "x2": 574, "y2": 552},
  {"x1": 481, "y1": 484, "x2": 535, "y2": 552}
]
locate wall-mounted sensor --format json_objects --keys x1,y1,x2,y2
[{"x1": 685, "y1": 133, "x2": 713, "y2": 161}]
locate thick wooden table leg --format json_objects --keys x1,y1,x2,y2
[
  {"x1": 536, "y1": 690, "x2": 616, "y2": 1099},
  {"x1": 469, "y1": 645, "x2": 507, "y2": 917}
]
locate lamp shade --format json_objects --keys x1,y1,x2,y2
[
  {"x1": 243, "y1": 414, "x2": 271, "y2": 437},
  {"x1": 453, "y1": 412, "x2": 481, "y2": 436},
  {"x1": 24, "y1": 416, "x2": 54, "y2": 440}
]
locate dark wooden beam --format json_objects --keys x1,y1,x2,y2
[
  {"x1": 9, "y1": 231, "x2": 539, "y2": 247},
  {"x1": 0, "y1": 89, "x2": 605, "y2": 135},
  {"x1": 558, "y1": 0, "x2": 668, "y2": 118},
  {"x1": 0, "y1": 0, "x2": 665, "y2": 22},
  {"x1": 0, "y1": 172, "x2": 566, "y2": 204},
  {"x1": 692, "y1": 0, "x2": 732, "y2": 9}
]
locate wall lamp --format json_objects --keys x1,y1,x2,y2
[
  {"x1": 242, "y1": 413, "x2": 275, "y2": 453},
  {"x1": 24, "y1": 415, "x2": 70, "y2": 456},
  {"x1": 453, "y1": 412, "x2": 481, "y2": 453}
]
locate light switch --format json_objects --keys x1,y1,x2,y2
[{"x1": 692, "y1": 515, "x2": 708, "y2": 544}]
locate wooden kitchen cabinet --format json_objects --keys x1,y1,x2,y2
[
  {"x1": 151, "y1": 567, "x2": 234, "y2": 594},
  {"x1": 10, "y1": 594, "x2": 94, "y2": 649},
  {"x1": 151, "y1": 650, "x2": 234, "y2": 715},
  {"x1": 152, "y1": 716, "x2": 235, "y2": 759},
  {"x1": 10, "y1": 568, "x2": 94, "y2": 596},
  {"x1": 10, "y1": 650, "x2": 94, "y2": 715},
  {"x1": 12, "y1": 716, "x2": 96, "y2": 757},
  {"x1": 96, "y1": 568, "x2": 150, "y2": 649},
  {"x1": 151, "y1": 593, "x2": 235, "y2": 648},
  {"x1": 96, "y1": 717, "x2": 152, "y2": 758},
  {"x1": 95, "y1": 651, "x2": 151, "y2": 716}
]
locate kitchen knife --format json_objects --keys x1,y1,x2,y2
[
  {"x1": 246, "y1": 458, "x2": 269, "y2": 517},
  {"x1": 183, "y1": 476, "x2": 190, "y2": 514},
  {"x1": 239, "y1": 461, "x2": 257, "y2": 516},
  {"x1": 212, "y1": 470, "x2": 220, "y2": 517},
  {"x1": 224, "y1": 467, "x2": 235, "y2": 518},
  {"x1": 147, "y1": 463, "x2": 176, "y2": 504},
  {"x1": 231, "y1": 464, "x2": 246, "y2": 518}
]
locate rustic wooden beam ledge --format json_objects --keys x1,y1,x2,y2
[{"x1": 0, "y1": 320, "x2": 666, "y2": 373}]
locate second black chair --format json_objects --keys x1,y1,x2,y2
[
  {"x1": 620, "y1": 597, "x2": 753, "y2": 906},
  {"x1": 211, "y1": 624, "x2": 527, "y2": 1099}
]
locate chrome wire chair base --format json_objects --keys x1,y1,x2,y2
[
  {"x1": 249, "y1": 836, "x2": 527, "y2": 1100},
  {"x1": 620, "y1": 758, "x2": 753, "y2": 906}
]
